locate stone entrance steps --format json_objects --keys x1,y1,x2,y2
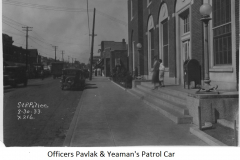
[{"x1": 128, "y1": 82, "x2": 193, "y2": 124}]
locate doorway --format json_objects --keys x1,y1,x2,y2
[{"x1": 181, "y1": 39, "x2": 190, "y2": 83}]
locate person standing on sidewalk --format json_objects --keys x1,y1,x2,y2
[
  {"x1": 151, "y1": 57, "x2": 160, "y2": 90},
  {"x1": 159, "y1": 59, "x2": 165, "y2": 87}
]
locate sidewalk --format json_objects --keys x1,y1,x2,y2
[{"x1": 64, "y1": 77, "x2": 208, "y2": 146}]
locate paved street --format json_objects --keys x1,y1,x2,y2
[
  {"x1": 3, "y1": 77, "x2": 83, "y2": 146},
  {"x1": 65, "y1": 76, "x2": 208, "y2": 146}
]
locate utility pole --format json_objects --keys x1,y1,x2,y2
[
  {"x1": 22, "y1": 26, "x2": 33, "y2": 71},
  {"x1": 89, "y1": 8, "x2": 96, "y2": 80},
  {"x1": 61, "y1": 50, "x2": 64, "y2": 62},
  {"x1": 52, "y1": 45, "x2": 57, "y2": 61},
  {"x1": 68, "y1": 56, "x2": 70, "y2": 63}
]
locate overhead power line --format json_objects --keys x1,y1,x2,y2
[
  {"x1": 3, "y1": 20, "x2": 53, "y2": 49},
  {"x1": 28, "y1": 37, "x2": 54, "y2": 52},
  {"x1": 86, "y1": 0, "x2": 90, "y2": 50},
  {"x1": 3, "y1": 0, "x2": 92, "y2": 12},
  {"x1": 2, "y1": 21, "x2": 26, "y2": 34},
  {"x1": 2, "y1": 30, "x2": 25, "y2": 37},
  {"x1": 96, "y1": 9, "x2": 127, "y2": 27},
  {"x1": 3, "y1": 1, "x2": 127, "y2": 27},
  {"x1": 2, "y1": 15, "x2": 27, "y2": 27}
]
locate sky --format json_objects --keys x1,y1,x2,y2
[{"x1": 1, "y1": 0, "x2": 128, "y2": 64}]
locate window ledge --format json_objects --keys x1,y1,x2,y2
[{"x1": 209, "y1": 67, "x2": 233, "y2": 72}]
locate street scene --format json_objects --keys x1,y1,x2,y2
[{"x1": 1, "y1": 0, "x2": 239, "y2": 150}]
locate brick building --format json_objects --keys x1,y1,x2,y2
[
  {"x1": 3, "y1": 33, "x2": 28, "y2": 66},
  {"x1": 2, "y1": 33, "x2": 41, "y2": 67},
  {"x1": 110, "y1": 50, "x2": 128, "y2": 73},
  {"x1": 128, "y1": 0, "x2": 239, "y2": 91},
  {"x1": 99, "y1": 39, "x2": 128, "y2": 77},
  {"x1": 28, "y1": 49, "x2": 39, "y2": 65},
  {"x1": 2, "y1": 34, "x2": 14, "y2": 63}
]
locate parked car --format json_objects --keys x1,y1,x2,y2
[
  {"x1": 60, "y1": 68, "x2": 85, "y2": 90},
  {"x1": 4, "y1": 66, "x2": 28, "y2": 87},
  {"x1": 83, "y1": 69, "x2": 89, "y2": 79}
]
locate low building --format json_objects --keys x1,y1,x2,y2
[
  {"x1": 28, "y1": 49, "x2": 38, "y2": 65},
  {"x1": 110, "y1": 50, "x2": 128, "y2": 74},
  {"x1": 99, "y1": 39, "x2": 128, "y2": 77}
]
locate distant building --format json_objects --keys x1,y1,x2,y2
[
  {"x1": 2, "y1": 33, "x2": 28, "y2": 66},
  {"x1": 2, "y1": 34, "x2": 14, "y2": 64},
  {"x1": 2, "y1": 33, "x2": 42, "y2": 67},
  {"x1": 28, "y1": 49, "x2": 38, "y2": 65},
  {"x1": 98, "y1": 39, "x2": 128, "y2": 77}
]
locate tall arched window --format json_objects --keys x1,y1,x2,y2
[
  {"x1": 148, "y1": 15, "x2": 154, "y2": 70},
  {"x1": 159, "y1": 3, "x2": 169, "y2": 68}
]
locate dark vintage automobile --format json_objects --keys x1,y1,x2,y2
[
  {"x1": 83, "y1": 69, "x2": 89, "y2": 79},
  {"x1": 60, "y1": 68, "x2": 85, "y2": 90},
  {"x1": 4, "y1": 66, "x2": 28, "y2": 87}
]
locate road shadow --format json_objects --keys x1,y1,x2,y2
[
  {"x1": 85, "y1": 83, "x2": 96, "y2": 86},
  {"x1": 25, "y1": 84, "x2": 43, "y2": 87},
  {"x1": 84, "y1": 86, "x2": 98, "y2": 89},
  {"x1": 70, "y1": 87, "x2": 84, "y2": 92},
  {"x1": 3, "y1": 89, "x2": 14, "y2": 93},
  {"x1": 84, "y1": 83, "x2": 98, "y2": 90},
  {"x1": 3, "y1": 84, "x2": 43, "y2": 93}
]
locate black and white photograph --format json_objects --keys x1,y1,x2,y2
[{"x1": 0, "y1": 0, "x2": 239, "y2": 159}]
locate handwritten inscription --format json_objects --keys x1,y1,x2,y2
[
  {"x1": 17, "y1": 102, "x2": 49, "y2": 120},
  {"x1": 17, "y1": 102, "x2": 49, "y2": 108}
]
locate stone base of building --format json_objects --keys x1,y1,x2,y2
[{"x1": 187, "y1": 92, "x2": 239, "y2": 127}]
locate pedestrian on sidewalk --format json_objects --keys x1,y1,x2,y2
[
  {"x1": 159, "y1": 59, "x2": 165, "y2": 87},
  {"x1": 151, "y1": 57, "x2": 160, "y2": 90}
]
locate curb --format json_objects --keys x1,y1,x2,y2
[
  {"x1": 63, "y1": 89, "x2": 87, "y2": 147},
  {"x1": 190, "y1": 126, "x2": 227, "y2": 146},
  {"x1": 110, "y1": 80, "x2": 127, "y2": 91}
]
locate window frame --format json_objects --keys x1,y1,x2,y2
[
  {"x1": 212, "y1": 0, "x2": 232, "y2": 66},
  {"x1": 180, "y1": 9, "x2": 190, "y2": 35}
]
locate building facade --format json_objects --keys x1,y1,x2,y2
[
  {"x1": 128, "y1": 0, "x2": 239, "y2": 91},
  {"x1": 110, "y1": 50, "x2": 128, "y2": 73},
  {"x1": 99, "y1": 39, "x2": 128, "y2": 77},
  {"x1": 2, "y1": 33, "x2": 42, "y2": 67}
]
